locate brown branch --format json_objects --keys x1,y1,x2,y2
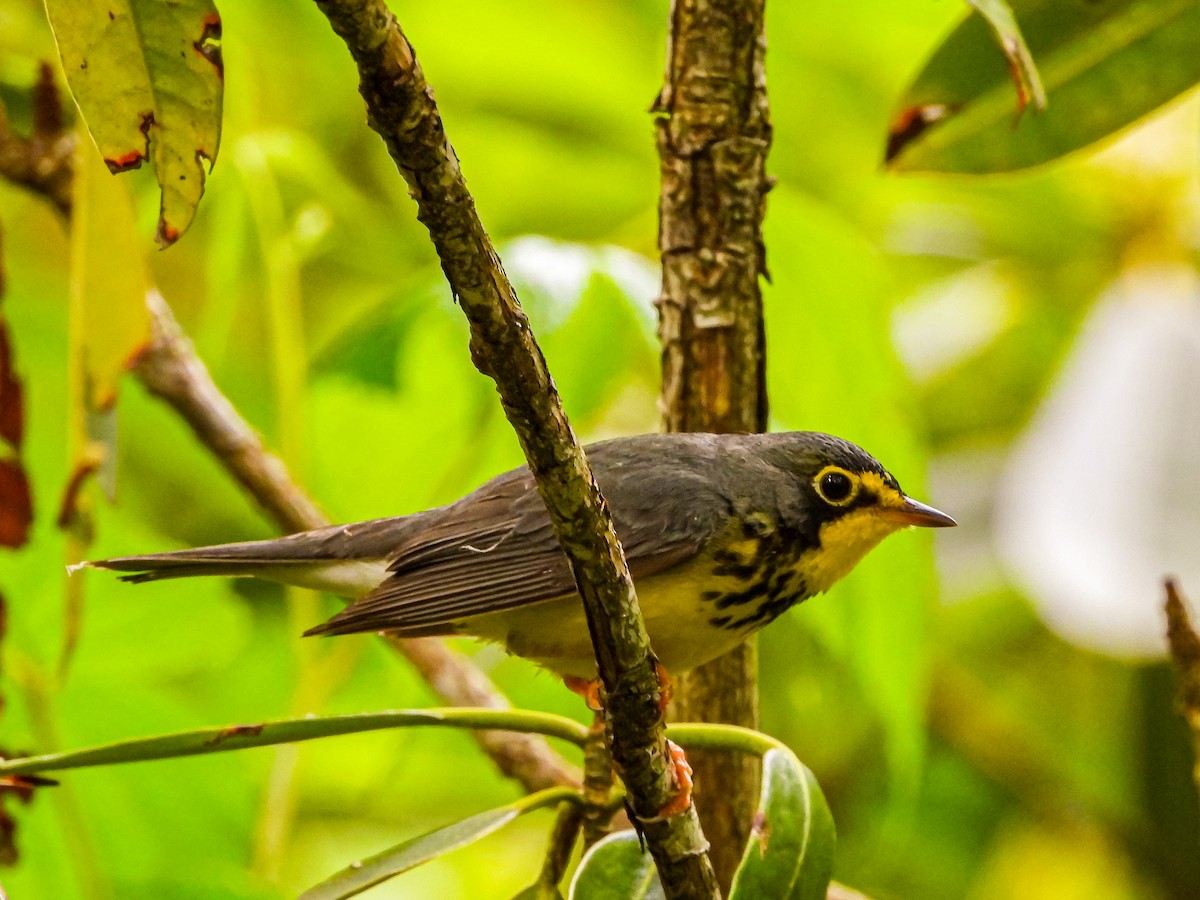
[
  {"x1": 0, "y1": 64, "x2": 73, "y2": 218},
  {"x1": 1164, "y1": 579, "x2": 1200, "y2": 797},
  {"x1": 537, "y1": 800, "x2": 585, "y2": 890},
  {"x1": 138, "y1": 280, "x2": 579, "y2": 794},
  {"x1": 580, "y1": 716, "x2": 618, "y2": 849},
  {"x1": 310, "y1": 1, "x2": 719, "y2": 895},
  {"x1": 0, "y1": 75, "x2": 578, "y2": 796},
  {"x1": 393, "y1": 636, "x2": 578, "y2": 790},
  {"x1": 136, "y1": 292, "x2": 329, "y2": 533},
  {"x1": 655, "y1": 0, "x2": 772, "y2": 887}
]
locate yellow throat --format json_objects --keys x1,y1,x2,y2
[{"x1": 796, "y1": 471, "x2": 915, "y2": 596}]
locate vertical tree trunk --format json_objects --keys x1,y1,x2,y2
[{"x1": 654, "y1": 0, "x2": 771, "y2": 889}]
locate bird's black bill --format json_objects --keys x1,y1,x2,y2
[{"x1": 885, "y1": 496, "x2": 957, "y2": 528}]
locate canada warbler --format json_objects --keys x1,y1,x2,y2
[{"x1": 87, "y1": 432, "x2": 954, "y2": 676}]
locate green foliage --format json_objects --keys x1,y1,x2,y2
[
  {"x1": 0, "y1": 709, "x2": 590, "y2": 776},
  {"x1": 889, "y1": 0, "x2": 1200, "y2": 171},
  {"x1": 762, "y1": 188, "x2": 934, "y2": 790},
  {"x1": 512, "y1": 885, "x2": 566, "y2": 900},
  {"x1": 300, "y1": 788, "x2": 581, "y2": 900},
  {"x1": 570, "y1": 831, "x2": 664, "y2": 900},
  {"x1": 1, "y1": 0, "x2": 1198, "y2": 897},
  {"x1": 966, "y1": 0, "x2": 1047, "y2": 113},
  {"x1": 566, "y1": 736, "x2": 834, "y2": 899},
  {"x1": 728, "y1": 749, "x2": 834, "y2": 900},
  {"x1": 0, "y1": 714, "x2": 833, "y2": 898},
  {"x1": 43, "y1": 0, "x2": 223, "y2": 244}
]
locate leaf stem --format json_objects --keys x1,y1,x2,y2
[{"x1": 0, "y1": 708, "x2": 590, "y2": 776}]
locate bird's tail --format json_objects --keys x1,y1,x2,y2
[{"x1": 80, "y1": 518, "x2": 409, "y2": 597}]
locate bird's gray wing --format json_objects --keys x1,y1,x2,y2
[
  {"x1": 306, "y1": 440, "x2": 733, "y2": 637},
  {"x1": 87, "y1": 515, "x2": 436, "y2": 602}
]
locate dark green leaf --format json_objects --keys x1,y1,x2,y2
[
  {"x1": 966, "y1": 0, "x2": 1047, "y2": 113},
  {"x1": 729, "y1": 748, "x2": 836, "y2": 900},
  {"x1": 788, "y1": 764, "x2": 837, "y2": 900},
  {"x1": 300, "y1": 787, "x2": 579, "y2": 900},
  {"x1": 568, "y1": 830, "x2": 665, "y2": 900},
  {"x1": 887, "y1": 0, "x2": 1200, "y2": 172},
  {"x1": 511, "y1": 884, "x2": 566, "y2": 900}
]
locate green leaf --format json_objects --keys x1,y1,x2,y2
[
  {"x1": 789, "y1": 779, "x2": 836, "y2": 900},
  {"x1": 729, "y1": 748, "x2": 836, "y2": 900},
  {"x1": 568, "y1": 830, "x2": 665, "y2": 900},
  {"x1": 44, "y1": 0, "x2": 224, "y2": 245},
  {"x1": 887, "y1": 0, "x2": 1200, "y2": 172},
  {"x1": 66, "y1": 135, "x2": 150, "y2": 422},
  {"x1": 60, "y1": 131, "x2": 153, "y2": 670},
  {"x1": 0, "y1": 708, "x2": 589, "y2": 775},
  {"x1": 511, "y1": 884, "x2": 565, "y2": 900},
  {"x1": 299, "y1": 787, "x2": 579, "y2": 900},
  {"x1": 966, "y1": 0, "x2": 1047, "y2": 114}
]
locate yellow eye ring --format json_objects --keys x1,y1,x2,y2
[{"x1": 813, "y1": 466, "x2": 859, "y2": 506}]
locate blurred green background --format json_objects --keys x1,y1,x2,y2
[{"x1": 1, "y1": 0, "x2": 1198, "y2": 897}]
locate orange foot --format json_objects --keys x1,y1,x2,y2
[
  {"x1": 563, "y1": 675, "x2": 604, "y2": 712},
  {"x1": 655, "y1": 661, "x2": 673, "y2": 714},
  {"x1": 654, "y1": 739, "x2": 693, "y2": 819},
  {"x1": 565, "y1": 665, "x2": 672, "y2": 715}
]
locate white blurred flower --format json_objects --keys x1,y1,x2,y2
[
  {"x1": 996, "y1": 265, "x2": 1200, "y2": 658},
  {"x1": 504, "y1": 236, "x2": 657, "y2": 330}
]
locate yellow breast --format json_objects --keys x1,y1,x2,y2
[{"x1": 797, "y1": 506, "x2": 905, "y2": 595}]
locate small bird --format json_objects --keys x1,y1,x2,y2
[{"x1": 86, "y1": 432, "x2": 954, "y2": 677}]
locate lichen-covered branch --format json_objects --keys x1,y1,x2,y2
[
  {"x1": 655, "y1": 0, "x2": 771, "y2": 436},
  {"x1": 654, "y1": 0, "x2": 772, "y2": 886},
  {"x1": 0, "y1": 74, "x2": 578, "y2": 797},
  {"x1": 310, "y1": 0, "x2": 718, "y2": 894},
  {"x1": 1164, "y1": 579, "x2": 1200, "y2": 797}
]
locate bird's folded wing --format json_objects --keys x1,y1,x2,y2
[{"x1": 306, "y1": 456, "x2": 730, "y2": 637}]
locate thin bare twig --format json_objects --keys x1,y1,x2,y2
[
  {"x1": 0, "y1": 75, "x2": 578, "y2": 796},
  {"x1": 311, "y1": 0, "x2": 719, "y2": 894},
  {"x1": 137, "y1": 291, "x2": 328, "y2": 532},
  {"x1": 537, "y1": 800, "x2": 585, "y2": 890}
]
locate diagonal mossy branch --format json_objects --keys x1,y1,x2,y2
[
  {"x1": 0, "y1": 72, "x2": 578, "y2": 796},
  {"x1": 310, "y1": 1, "x2": 719, "y2": 895}
]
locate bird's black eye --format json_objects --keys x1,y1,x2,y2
[
  {"x1": 814, "y1": 467, "x2": 858, "y2": 506},
  {"x1": 821, "y1": 472, "x2": 852, "y2": 501}
]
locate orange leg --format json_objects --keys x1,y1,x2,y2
[
  {"x1": 654, "y1": 739, "x2": 694, "y2": 819},
  {"x1": 654, "y1": 661, "x2": 674, "y2": 714},
  {"x1": 565, "y1": 665, "x2": 672, "y2": 715},
  {"x1": 563, "y1": 675, "x2": 604, "y2": 712},
  {"x1": 565, "y1": 668, "x2": 692, "y2": 820}
]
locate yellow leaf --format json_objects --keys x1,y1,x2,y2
[{"x1": 46, "y1": 0, "x2": 223, "y2": 246}]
